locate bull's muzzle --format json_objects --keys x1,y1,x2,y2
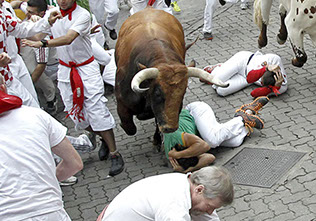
[{"x1": 159, "y1": 125, "x2": 177, "y2": 134}]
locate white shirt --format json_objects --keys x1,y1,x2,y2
[
  {"x1": 45, "y1": 6, "x2": 100, "y2": 82},
  {"x1": 102, "y1": 173, "x2": 220, "y2": 221},
  {"x1": 0, "y1": 106, "x2": 67, "y2": 221},
  {"x1": 103, "y1": 173, "x2": 192, "y2": 221}
]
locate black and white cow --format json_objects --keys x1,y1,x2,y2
[{"x1": 254, "y1": 0, "x2": 316, "y2": 67}]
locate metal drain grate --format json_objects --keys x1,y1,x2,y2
[{"x1": 223, "y1": 147, "x2": 305, "y2": 188}]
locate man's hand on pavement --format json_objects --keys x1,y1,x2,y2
[{"x1": 169, "y1": 157, "x2": 184, "y2": 172}]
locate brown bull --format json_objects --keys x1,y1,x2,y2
[{"x1": 115, "y1": 7, "x2": 227, "y2": 141}]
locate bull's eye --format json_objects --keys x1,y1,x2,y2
[
  {"x1": 152, "y1": 86, "x2": 165, "y2": 105},
  {"x1": 154, "y1": 87, "x2": 162, "y2": 96}
]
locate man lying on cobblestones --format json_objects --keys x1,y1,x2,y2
[
  {"x1": 97, "y1": 166, "x2": 233, "y2": 221},
  {"x1": 22, "y1": 0, "x2": 124, "y2": 176},
  {"x1": 164, "y1": 97, "x2": 269, "y2": 173},
  {"x1": 0, "y1": 68, "x2": 83, "y2": 221},
  {"x1": 201, "y1": 51, "x2": 287, "y2": 98}
]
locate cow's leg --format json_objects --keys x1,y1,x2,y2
[
  {"x1": 117, "y1": 102, "x2": 137, "y2": 135},
  {"x1": 285, "y1": 10, "x2": 307, "y2": 67},
  {"x1": 153, "y1": 120, "x2": 162, "y2": 151},
  {"x1": 290, "y1": 41, "x2": 307, "y2": 67},
  {"x1": 258, "y1": 23, "x2": 268, "y2": 49},
  {"x1": 258, "y1": 0, "x2": 272, "y2": 48},
  {"x1": 277, "y1": 6, "x2": 287, "y2": 45}
]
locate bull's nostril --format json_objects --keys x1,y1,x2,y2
[{"x1": 162, "y1": 128, "x2": 176, "y2": 133}]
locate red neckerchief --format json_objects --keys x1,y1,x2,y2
[
  {"x1": 0, "y1": 90, "x2": 22, "y2": 114},
  {"x1": 60, "y1": 2, "x2": 77, "y2": 21},
  {"x1": 268, "y1": 85, "x2": 281, "y2": 96},
  {"x1": 148, "y1": 0, "x2": 156, "y2": 6},
  {"x1": 59, "y1": 56, "x2": 95, "y2": 122}
]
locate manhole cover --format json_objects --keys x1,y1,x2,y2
[{"x1": 223, "y1": 147, "x2": 305, "y2": 188}]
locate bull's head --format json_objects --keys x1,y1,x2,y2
[{"x1": 131, "y1": 64, "x2": 228, "y2": 133}]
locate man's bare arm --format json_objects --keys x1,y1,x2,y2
[
  {"x1": 52, "y1": 137, "x2": 83, "y2": 182},
  {"x1": 168, "y1": 133, "x2": 210, "y2": 159},
  {"x1": 31, "y1": 63, "x2": 47, "y2": 82},
  {"x1": 184, "y1": 153, "x2": 215, "y2": 173},
  {"x1": 22, "y1": 29, "x2": 79, "y2": 48}
]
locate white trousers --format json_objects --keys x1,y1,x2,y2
[
  {"x1": 185, "y1": 101, "x2": 247, "y2": 148},
  {"x1": 130, "y1": 0, "x2": 172, "y2": 15},
  {"x1": 9, "y1": 55, "x2": 39, "y2": 104},
  {"x1": 89, "y1": 0, "x2": 119, "y2": 30},
  {"x1": 45, "y1": 63, "x2": 58, "y2": 82},
  {"x1": 211, "y1": 51, "x2": 253, "y2": 96},
  {"x1": 36, "y1": 72, "x2": 56, "y2": 102},
  {"x1": 58, "y1": 71, "x2": 115, "y2": 131},
  {"x1": 203, "y1": 0, "x2": 247, "y2": 33}
]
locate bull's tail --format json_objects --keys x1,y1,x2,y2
[
  {"x1": 253, "y1": 0, "x2": 263, "y2": 29},
  {"x1": 185, "y1": 36, "x2": 199, "y2": 52}
]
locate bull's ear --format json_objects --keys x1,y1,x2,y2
[{"x1": 137, "y1": 63, "x2": 147, "y2": 70}]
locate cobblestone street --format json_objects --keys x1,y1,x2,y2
[{"x1": 57, "y1": 1, "x2": 316, "y2": 220}]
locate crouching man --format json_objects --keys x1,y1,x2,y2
[{"x1": 98, "y1": 166, "x2": 234, "y2": 221}]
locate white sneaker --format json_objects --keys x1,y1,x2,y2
[
  {"x1": 67, "y1": 134, "x2": 95, "y2": 153},
  {"x1": 59, "y1": 176, "x2": 78, "y2": 186},
  {"x1": 240, "y1": 2, "x2": 248, "y2": 10}
]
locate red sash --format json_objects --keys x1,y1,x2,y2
[{"x1": 59, "y1": 56, "x2": 95, "y2": 122}]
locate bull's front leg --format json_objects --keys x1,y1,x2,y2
[{"x1": 117, "y1": 102, "x2": 137, "y2": 135}]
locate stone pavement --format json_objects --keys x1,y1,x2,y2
[{"x1": 56, "y1": 1, "x2": 316, "y2": 220}]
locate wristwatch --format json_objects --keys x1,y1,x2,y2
[{"x1": 41, "y1": 39, "x2": 48, "y2": 48}]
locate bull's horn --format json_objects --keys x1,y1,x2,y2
[
  {"x1": 187, "y1": 67, "x2": 229, "y2": 87},
  {"x1": 131, "y1": 68, "x2": 159, "y2": 93}
]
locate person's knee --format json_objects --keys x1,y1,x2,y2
[{"x1": 205, "y1": 153, "x2": 216, "y2": 164}]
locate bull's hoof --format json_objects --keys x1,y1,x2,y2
[
  {"x1": 277, "y1": 35, "x2": 286, "y2": 45},
  {"x1": 292, "y1": 58, "x2": 305, "y2": 67},
  {"x1": 258, "y1": 37, "x2": 267, "y2": 49}
]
